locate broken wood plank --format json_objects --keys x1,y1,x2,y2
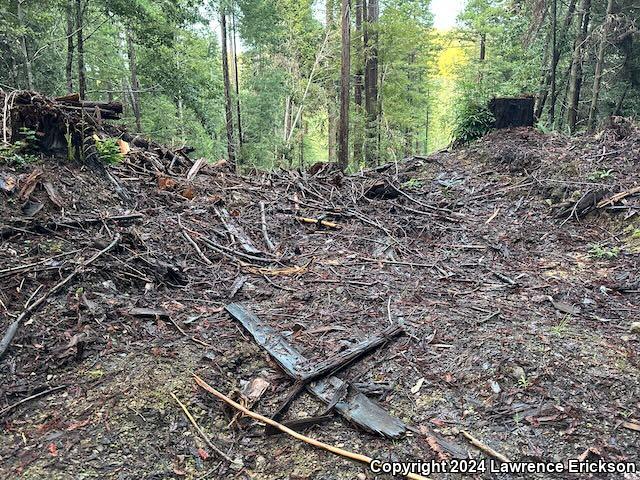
[
  {"x1": 302, "y1": 323, "x2": 403, "y2": 382},
  {"x1": 214, "y1": 206, "x2": 263, "y2": 255},
  {"x1": 224, "y1": 303, "x2": 407, "y2": 438},
  {"x1": 186, "y1": 157, "x2": 207, "y2": 181}
]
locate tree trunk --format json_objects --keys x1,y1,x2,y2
[
  {"x1": 353, "y1": 0, "x2": 364, "y2": 165},
  {"x1": 337, "y1": 0, "x2": 350, "y2": 171},
  {"x1": 535, "y1": 0, "x2": 577, "y2": 120},
  {"x1": 548, "y1": 0, "x2": 557, "y2": 125},
  {"x1": 424, "y1": 89, "x2": 429, "y2": 153},
  {"x1": 364, "y1": 0, "x2": 378, "y2": 165},
  {"x1": 555, "y1": 61, "x2": 573, "y2": 130},
  {"x1": 326, "y1": 0, "x2": 337, "y2": 162},
  {"x1": 177, "y1": 93, "x2": 185, "y2": 140},
  {"x1": 126, "y1": 29, "x2": 142, "y2": 132},
  {"x1": 534, "y1": 29, "x2": 552, "y2": 120},
  {"x1": 76, "y1": 0, "x2": 87, "y2": 99},
  {"x1": 283, "y1": 96, "x2": 291, "y2": 142},
  {"x1": 65, "y1": 0, "x2": 74, "y2": 93},
  {"x1": 614, "y1": 84, "x2": 630, "y2": 116},
  {"x1": 377, "y1": 62, "x2": 383, "y2": 165},
  {"x1": 9, "y1": 55, "x2": 19, "y2": 88},
  {"x1": 220, "y1": 10, "x2": 236, "y2": 167},
  {"x1": 299, "y1": 110, "x2": 304, "y2": 169},
  {"x1": 231, "y1": 11, "x2": 243, "y2": 152},
  {"x1": 614, "y1": 36, "x2": 635, "y2": 116},
  {"x1": 16, "y1": 0, "x2": 34, "y2": 90},
  {"x1": 567, "y1": 0, "x2": 591, "y2": 134},
  {"x1": 587, "y1": 0, "x2": 614, "y2": 131},
  {"x1": 479, "y1": 33, "x2": 486, "y2": 61}
]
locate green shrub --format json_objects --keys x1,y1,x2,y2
[
  {"x1": 0, "y1": 127, "x2": 38, "y2": 166},
  {"x1": 588, "y1": 244, "x2": 620, "y2": 259},
  {"x1": 587, "y1": 169, "x2": 614, "y2": 181},
  {"x1": 94, "y1": 137, "x2": 123, "y2": 165},
  {"x1": 451, "y1": 101, "x2": 495, "y2": 146}
]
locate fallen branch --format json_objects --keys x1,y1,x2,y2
[
  {"x1": 0, "y1": 213, "x2": 143, "y2": 239},
  {"x1": 596, "y1": 186, "x2": 640, "y2": 208},
  {"x1": 299, "y1": 322, "x2": 404, "y2": 383},
  {"x1": 259, "y1": 201, "x2": 276, "y2": 252},
  {"x1": 194, "y1": 375, "x2": 430, "y2": 480},
  {"x1": 460, "y1": 430, "x2": 511, "y2": 463},
  {"x1": 177, "y1": 215, "x2": 213, "y2": 265},
  {"x1": 0, "y1": 234, "x2": 121, "y2": 359},
  {"x1": 0, "y1": 385, "x2": 66, "y2": 417},
  {"x1": 295, "y1": 216, "x2": 340, "y2": 229}
]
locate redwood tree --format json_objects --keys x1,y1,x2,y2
[
  {"x1": 364, "y1": 0, "x2": 378, "y2": 165},
  {"x1": 220, "y1": 8, "x2": 236, "y2": 167},
  {"x1": 337, "y1": 0, "x2": 350, "y2": 170}
]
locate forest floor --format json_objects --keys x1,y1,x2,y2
[{"x1": 1, "y1": 97, "x2": 639, "y2": 479}]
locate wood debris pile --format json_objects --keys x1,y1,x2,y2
[{"x1": 1, "y1": 92, "x2": 639, "y2": 478}]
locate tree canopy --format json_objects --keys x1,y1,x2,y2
[{"x1": 1, "y1": 0, "x2": 638, "y2": 170}]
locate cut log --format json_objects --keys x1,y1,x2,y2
[
  {"x1": 489, "y1": 96, "x2": 535, "y2": 129},
  {"x1": 59, "y1": 99, "x2": 124, "y2": 114}
]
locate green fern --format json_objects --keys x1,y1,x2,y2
[
  {"x1": 94, "y1": 137, "x2": 123, "y2": 165},
  {"x1": 451, "y1": 102, "x2": 495, "y2": 146}
]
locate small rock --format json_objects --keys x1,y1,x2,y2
[
  {"x1": 489, "y1": 380, "x2": 501, "y2": 394},
  {"x1": 411, "y1": 377, "x2": 425, "y2": 394},
  {"x1": 511, "y1": 365, "x2": 526, "y2": 380},
  {"x1": 230, "y1": 458, "x2": 244, "y2": 471},
  {"x1": 630, "y1": 322, "x2": 640, "y2": 334}
]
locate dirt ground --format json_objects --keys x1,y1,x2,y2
[{"x1": 1, "y1": 111, "x2": 639, "y2": 479}]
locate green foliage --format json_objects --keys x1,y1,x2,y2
[
  {"x1": 401, "y1": 178, "x2": 424, "y2": 189},
  {"x1": 550, "y1": 315, "x2": 571, "y2": 337},
  {"x1": 587, "y1": 169, "x2": 614, "y2": 181},
  {"x1": 451, "y1": 100, "x2": 495, "y2": 145},
  {"x1": 378, "y1": 0, "x2": 435, "y2": 162},
  {"x1": 0, "y1": 128, "x2": 39, "y2": 166},
  {"x1": 94, "y1": 138, "x2": 123, "y2": 165},
  {"x1": 1, "y1": 0, "x2": 637, "y2": 172},
  {"x1": 517, "y1": 374, "x2": 531, "y2": 389},
  {"x1": 588, "y1": 244, "x2": 620, "y2": 260}
]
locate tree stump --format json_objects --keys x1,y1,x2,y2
[{"x1": 489, "y1": 96, "x2": 535, "y2": 129}]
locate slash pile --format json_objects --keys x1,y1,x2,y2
[{"x1": 1, "y1": 92, "x2": 639, "y2": 479}]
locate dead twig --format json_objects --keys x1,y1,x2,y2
[
  {"x1": 178, "y1": 215, "x2": 213, "y2": 265},
  {"x1": 0, "y1": 385, "x2": 66, "y2": 417},
  {"x1": 460, "y1": 430, "x2": 511, "y2": 463},
  {"x1": 194, "y1": 375, "x2": 430, "y2": 480},
  {"x1": 170, "y1": 392, "x2": 237, "y2": 465},
  {"x1": 259, "y1": 201, "x2": 276, "y2": 252}
]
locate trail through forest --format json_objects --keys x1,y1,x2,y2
[{"x1": 0, "y1": 92, "x2": 639, "y2": 479}]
